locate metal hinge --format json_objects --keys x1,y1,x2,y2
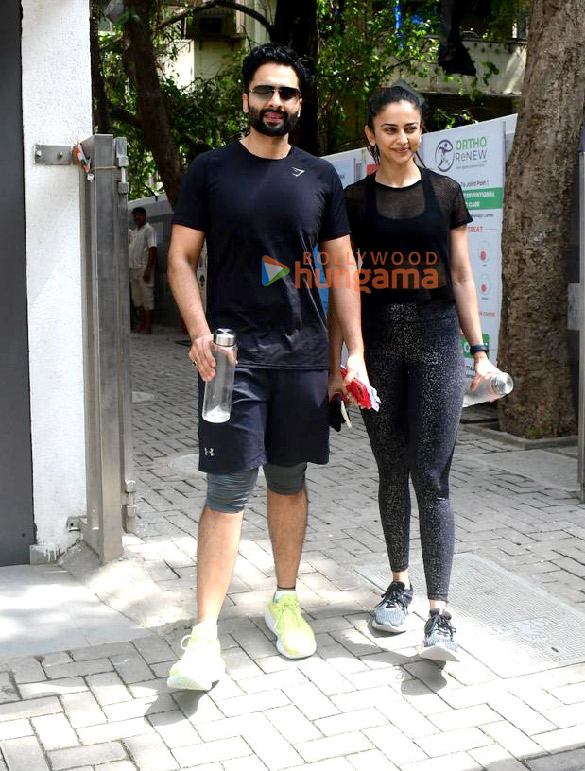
[
  {"x1": 66, "y1": 516, "x2": 86, "y2": 532},
  {"x1": 123, "y1": 479, "x2": 136, "y2": 533},
  {"x1": 115, "y1": 137, "x2": 129, "y2": 194},
  {"x1": 34, "y1": 145, "x2": 74, "y2": 165}
]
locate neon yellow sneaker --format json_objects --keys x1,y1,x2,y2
[
  {"x1": 166, "y1": 628, "x2": 225, "y2": 691},
  {"x1": 265, "y1": 593, "x2": 317, "y2": 659}
]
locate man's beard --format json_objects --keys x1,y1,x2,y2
[{"x1": 248, "y1": 106, "x2": 299, "y2": 137}]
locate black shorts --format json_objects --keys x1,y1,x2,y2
[{"x1": 198, "y1": 367, "x2": 329, "y2": 473}]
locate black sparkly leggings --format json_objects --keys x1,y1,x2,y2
[{"x1": 361, "y1": 302, "x2": 466, "y2": 602}]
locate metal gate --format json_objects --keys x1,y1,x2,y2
[
  {"x1": 78, "y1": 134, "x2": 136, "y2": 562},
  {"x1": 0, "y1": 2, "x2": 34, "y2": 566}
]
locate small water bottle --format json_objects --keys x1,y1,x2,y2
[
  {"x1": 463, "y1": 370, "x2": 514, "y2": 408},
  {"x1": 202, "y1": 329, "x2": 237, "y2": 423}
]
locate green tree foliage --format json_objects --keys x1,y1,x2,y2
[
  {"x1": 95, "y1": 0, "x2": 511, "y2": 196},
  {"x1": 488, "y1": 0, "x2": 531, "y2": 39},
  {"x1": 316, "y1": 0, "x2": 441, "y2": 152},
  {"x1": 98, "y1": 17, "x2": 247, "y2": 198}
]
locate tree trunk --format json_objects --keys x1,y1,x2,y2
[
  {"x1": 90, "y1": 0, "x2": 112, "y2": 133},
  {"x1": 271, "y1": 0, "x2": 319, "y2": 156},
  {"x1": 126, "y1": 0, "x2": 183, "y2": 207},
  {"x1": 498, "y1": 0, "x2": 585, "y2": 438}
]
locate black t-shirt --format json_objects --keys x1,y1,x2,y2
[
  {"x1": 344, "y1": 169, "x2": 472, "y2": 307},
  {"x1": 173, "y1": 141, "x2": 350, "y2": 368}
]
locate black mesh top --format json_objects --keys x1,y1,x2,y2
[
  {"x1": 344, "y1": 169, "x2": 471, "y2": 228},
  {"x1": 344, "y1": 169, "x2": 472, "y2": 306}
]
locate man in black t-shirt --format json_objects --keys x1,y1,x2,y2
[{"x1": 167, "y1": 42, "x2": 367, "y2": 691}]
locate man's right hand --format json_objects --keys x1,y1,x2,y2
[
  {"x1": 189, "y1": 332, "x2": 215, "y2": 381},
  {"x1": 328, "y1": 368, "x2": 346, "y2": 402}
]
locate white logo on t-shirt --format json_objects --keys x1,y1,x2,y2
[{"x1": 291, "y1": 167, "x2": 305, "y2": 177}]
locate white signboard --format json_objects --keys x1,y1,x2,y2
[
  {"x1": 320, "y1": 148, "x2": 368, "y2": 315},
  {"x1": 421, "y1": 117, "x2": 508, "y2": 377},
  {"x1": 326, "y1": 147, "x2": 369, "y2": 187}
]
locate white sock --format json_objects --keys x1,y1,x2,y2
[
  {"x1": 194, "y1": 621, "x2": 218, "y2": 639},
  {"x1": 274, "y1": 589, "x2": 296, "y2": 601}
]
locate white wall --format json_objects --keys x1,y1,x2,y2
[
  {"x1": 165, "y1": 40, "x2": 196, "y2": 88},
  {"x1": 410, "y1": 39, "x2": 526, "y2": 97},
  {"x1": 21, "y1": 0, "x2": 92, "y2": 560},
  {"x1": 194, "y1": 41, "x2": 235, "y2": 80},
  {"x1": 166, "y1": 0, "x2": 277, "y2": 88}
]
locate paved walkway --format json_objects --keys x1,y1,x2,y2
[{"x1": 2, "y1": 330, "x2": 585, "y2": 771}]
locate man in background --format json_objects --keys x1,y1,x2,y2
[{"x1": 129, "y1": 206, "x2": 157, "y2": 334}]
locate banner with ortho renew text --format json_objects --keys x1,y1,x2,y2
[{"x1": 420, "y1": 117, "x2": 508, "y2": 378}]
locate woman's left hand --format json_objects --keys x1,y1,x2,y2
[{"x1": 471, "y1": 355, "x2": 499, "y2": 391}]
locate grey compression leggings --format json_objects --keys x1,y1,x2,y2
[
  {"x1": 206, "y1": 462, "x2": 307, "y2": 513},
  {"x1": 362, "y1": 302, "x2": 466, "y2": 602}
]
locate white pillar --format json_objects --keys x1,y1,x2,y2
[{"x1": 21, "y1": 0, "x2": 92, "y2": 560}]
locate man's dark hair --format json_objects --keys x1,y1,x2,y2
[
  {"x1": 242, "y1": 43, "x2": 311, "y2": 94},
  {"x1": 133, "y1": 206, "x2": 146, "y2": 217}
]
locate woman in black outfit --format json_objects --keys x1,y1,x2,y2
[{"x1": 330, "y1": 87, "x2": 497, "y2": 661}]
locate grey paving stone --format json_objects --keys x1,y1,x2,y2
[
  {"x1": 77, "y1": 717, "x2": 153, "y2": 744},
  {"x1": 94, "y1": 763, "x2": 137, "y2": 771},
  {"x1": 0, "y1": 697, "x2": 61, "y2": 723},
  {"x1": 242, "y1": 715, "x2": 303, "y2": 769},
  {"x1": 102, "y1": 695, "x2": 178, "y2": 722},
  {"x1": 110, "y1": 655, "x2": 153, "y2": 686},
  {"x1": 469, "y1": 744, "x2": 527, "y2": 771},
  {"x1": 18, "y1": 678, "x2": 87, "y2": 699},
  {"x1": 8, "y1": 659, "x2": 46, "y2": 685},
  {"x1": 131, "y1": 638, "x2": 177, "y2": 666},
  {"x1": 41, "y1": 654, "x2": 72, "y2": 669},
  {"x1": 43, "y1": 660, "x2": 113, "y2": 680},
  {"x1": 127, "y1": 678, "x2": 173, "y2": 698},
  {"x1": 61, "y1": 691, "x2": 107, "y2": 728},
  {"x1": 0, "y1": 736, "x2": 50, "y2": 771},
  {"x1": 172, "y1": 737, "x2": 252, "y2": 766},
  {"x1": 0, "y1": 719, "x2": 33, "y2": 742},
  {"x1": 48, "y1": 742, "x2": 128, "y2": 770},
  {"x1": 533, "y1": 724, "x2": 585, "y2": 753},
  {"x1": 147, "y1": 711, "x2": 200, "y2": 748},
  {"x1": 32, "y1": 713, "x2": 78, "y2": 751},
  {"x1": 86, "y1": 673, "x2": 132, "y2": 707},
  {"x1": 0, "y1": 674, "x2": 19, "y2": 705},
  {"x1": 527, "y1": 748, "x2": 585, "y2": 771},
  {"x1": 70, "y1": 643, "x2": 136, "y2": 662},
  {"x1": 296, "y1": 732, "x2": 373, "y2": 764},
  {"x1": 123, "y1": 733, "x2": 178, "y2": 771}
]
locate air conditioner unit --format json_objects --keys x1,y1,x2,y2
[{"x1": 186, "y1": 8, "x2": 242, "y2": 42}]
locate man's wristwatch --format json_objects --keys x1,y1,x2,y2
[{"x1": 470, "y1": 343, "x2": 489, "y2": 356}]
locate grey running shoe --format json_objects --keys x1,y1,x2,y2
[
  {"x1": 371, "y1": 581, "x2": 414, "y2": 633},
  {"x1": 420, "y1": 609, "x2": 458, "y2": 662}
]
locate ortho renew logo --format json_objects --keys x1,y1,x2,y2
[{"x1": 262, "y1": 255, "x2": 289, "y2": 286}]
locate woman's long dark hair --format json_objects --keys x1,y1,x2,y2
[{"x1": 367, "y1": 86, "x2": 425, "y2": 166}]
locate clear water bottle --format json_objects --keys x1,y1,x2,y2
[
  {"x1": 463, "y1": 370, "x2": 514, "y2": 408},
  {"x1": 202, "y1": 329, "x2": 237, "y2": 423}
]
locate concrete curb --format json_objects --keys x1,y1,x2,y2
[{"x1": 463, "y1": 421, "x2": 578, "y2": 450}]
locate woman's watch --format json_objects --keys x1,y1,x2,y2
[{"x1": 470, "y1": 343, "x2": 489, "y2": 356}]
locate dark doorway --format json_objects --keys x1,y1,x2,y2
[{"x1": 0, "y1": 2, "x2": 35, "y2": 565}]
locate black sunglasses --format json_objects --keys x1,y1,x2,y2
[{"x1": 250, "y1": 84, "x2": 301, "y2": 102}]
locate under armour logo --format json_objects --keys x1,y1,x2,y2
[
  {"x1": 291, "y1": 167, "x2": 305, "y2": 177},
  {"x1": 204, "y1": 447, "x2": 215, "y2": 457}
]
